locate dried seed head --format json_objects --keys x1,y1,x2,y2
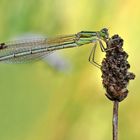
[{"x1": 101, "y1": 35, "x2": 135, "y2": 102}]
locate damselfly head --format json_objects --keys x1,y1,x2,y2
[{"x1": 98, "y1": 28, "x2": 109, "y2": 41}]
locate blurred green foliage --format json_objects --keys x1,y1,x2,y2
[{"x1": 0, "y1": 0, "x2": 139, "y2": 140}]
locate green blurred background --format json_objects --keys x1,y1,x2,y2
[{"x1": 0, "y1": 0, "x2": 139, "y2": 140}]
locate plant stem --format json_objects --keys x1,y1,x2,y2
[{"x1": 113, "y1": 101, "x2": 119, "y2": 140}]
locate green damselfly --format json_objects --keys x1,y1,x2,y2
[{"x1": 0, "y1": 28, "x2": 109, "y2": 67}]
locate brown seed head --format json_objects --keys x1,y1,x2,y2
[{"x1": 101, "y1": 35, "x2": 135, "y2": 102}]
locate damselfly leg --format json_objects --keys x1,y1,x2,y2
[
  {"x1": 98, "y1": 40, "x2": 107, "y2": 52},
  {"x1": 88, "y1": 43, "x2": 101, "y2": 68},
  {"x1": 88, "y1": 39, "x2": 109, "y2": 68},
  {"x1": 99, "y1": 38, "x2": 120, "y2": 52}
]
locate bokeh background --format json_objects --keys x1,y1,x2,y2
[{"x1": 0, "y1": 0, "x2": 139, "y2": 140}]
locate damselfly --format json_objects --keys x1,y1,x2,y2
[{"x1": 0, "y1": 28, "x2": 109, "y2": 67}]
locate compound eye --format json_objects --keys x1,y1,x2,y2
[{"x1": 102, "y1": 28, "x2": 108, "y2": 33}]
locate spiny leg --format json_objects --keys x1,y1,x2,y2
[
  {"x1": 88, "y1": 39, "x2": 116, "y2": 68},
  {"x1": 98, "y1": 39, "x2": 107, "y2": 52},
  {"x1": 99, "y1": 39, "x2": 118, "y2": 52},
  {"x1": 88, "y1": 43, "x2": 101, "y2": 68}
]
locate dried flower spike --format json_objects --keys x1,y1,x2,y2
[{"x1": 101, "y1": 35, "x2": 135, "y2": 102}]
